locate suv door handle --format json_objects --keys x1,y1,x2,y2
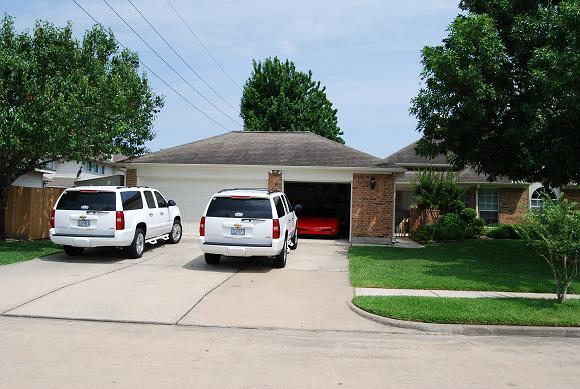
[
  {"x1": 160, "y1": 211, "x2": 164, "y2": 215},
  {"x1": 149, "y1": 213, "x2": 154, "y2": 217}
]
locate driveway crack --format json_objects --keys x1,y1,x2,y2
[
  {"x1": 174, "y1": 262, "x2": 249, "y2": 325},
  {"x1": 1, "y1": 251, "x2": 166, "y2": 316}
]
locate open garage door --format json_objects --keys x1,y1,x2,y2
[
  {"x1": 284, "y1": 182, "x2": 351, "y2": 239},
  {"x1": 138, "y1": 178, "x2": 267, "y2": 225}
]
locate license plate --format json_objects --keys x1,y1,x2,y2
[
  {"x1": 77, "y1": 219, "x2": 90, "y2": 227},
  {"x1": 231, "y1": 228, "x2": 245, "y2": 236}
]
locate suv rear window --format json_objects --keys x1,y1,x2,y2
[
  {"x1": 56, "y1": 191, "x2": 116, "y2": 211},
  {"x1": 206, "y1": 197, "x2": 272, "y2": 219},
  {"x1": 121, "y1": 191, "x2": 143, "y2": 211}
]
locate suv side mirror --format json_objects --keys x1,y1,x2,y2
[
  {"x1": 167, "y1": 200, "x2": 176, "y2": 207},
  {"x1": 293, "y1": 204, "x2": 302, "y2": 214}
]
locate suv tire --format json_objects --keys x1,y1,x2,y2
[
  {"x1": 127, "y1": 228, "x2": 145, "y2": 259},
  {"x1": 290, "y1": 231, "x2": 298, "y2": 250},
  {"x1": 205, "y1": 253, "x2": 221, "y2": 265},
  {"x1": 168, "y1": 220, "x2": 182, "y2": 244},
  {"x1": 64, "y1": 245, "x2": 84, "y2": 256},
  {"x1": 273, "y1": 236, "x2": 288, "y2": 268}
]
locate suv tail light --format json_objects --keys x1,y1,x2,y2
[
  {"x1": 50, "y1": 209, "x2": 55, "y2": 229},
  {"x1": 273, "y1": 219, "x2": 280, "y2": 239},
  {"x1": 200, "y1": 216, "x2": 206, "y2": 237},
  {"x1": 115, "y1": 211, "x2": 125, "y2": 230}
]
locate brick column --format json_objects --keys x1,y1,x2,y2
[
  {"x1": 126, "y1": 168, "x2": 137, "y2": 187},
  {"x1": 498, "y1": 188, "x2": 528, "y2": 224},
  {"x1": 351, "y1": 174, "x2": 394, "y2": 244},
  {"x1": 268, "y1": 170, "x2": 283, "y2": 192}
]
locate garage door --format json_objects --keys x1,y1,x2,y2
[{"x1": 138, "y1": 178, "x2": 267, "y2": 224}]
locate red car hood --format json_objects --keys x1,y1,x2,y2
[{"x1": 298, "y1": 216, "x2": 340, "y2": 229}]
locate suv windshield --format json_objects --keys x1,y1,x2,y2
[
  {"x1": 56, "y1": 191, "x2": 116, "y2": 211},
  {"x1": 206, "y1": 197, "x2": 272, "y2": 219}
]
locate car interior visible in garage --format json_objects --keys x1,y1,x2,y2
[{"x1": 284, "y1": 182, "x2": 351, "y2": 239}]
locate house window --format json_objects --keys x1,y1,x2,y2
[
  {"x1": 459, "y1": 191, "x2": 472, "y2": 209},
  {"x1": 83, "y1": 162, "x2": 106, "y2": 175},
  {"x1": 531, "y1": 187, "x2": 557, "y2": 211},
  {"x1": 478, "y1": 188, "x2": 498, "y2": 224},
  {"x1": 42, "y1": 161, "x2": 56, "y2": 171}
]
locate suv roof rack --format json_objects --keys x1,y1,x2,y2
[{"x1": 218, "y1": 188, "x2": 272, "y2": 193}]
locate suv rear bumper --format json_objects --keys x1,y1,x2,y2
[
  {"x1": 49, "y1": 228, "x2": 135, "y2": 248},
  {"x1": 199, "y1": 237, "x2": 284, "y2": 257}
]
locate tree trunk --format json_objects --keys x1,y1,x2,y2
[{"x1": 0, "y1": 183, "x2": 9, "y2": 242}]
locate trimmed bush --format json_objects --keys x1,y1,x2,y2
[
  {"x1": 460, "y1": 208, "x2": 485, "y2": 237},
  {"x1": 485, "y1": 224, "x2": 521, "y2": 239}
]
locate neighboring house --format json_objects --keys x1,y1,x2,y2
[
  {"x1": 385, "y1": 141, "x2": 580, "y2": 235},
  {"x1": 121, "y1": 131, "x2": 405, "y2": 244},
  {"x1": 11, "y1": 169, "x2": 52, "y2": 188},
  {"x1": 44, "y1": 155, "x2": 127, "y2": 188}
]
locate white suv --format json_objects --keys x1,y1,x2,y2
[
  {"x1": 50, "y1": 186, "x2": 182, "y2": 258},
  {"x1": 199, "y1": 189, "x2": 299, "y2": 268}
]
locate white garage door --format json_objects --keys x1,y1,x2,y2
[{"x1": 138, "y1": 178, "x2": 267, "y2": 225}]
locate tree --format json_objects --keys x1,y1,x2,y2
[
  {"x1": 410, "y1": 0, "x2": 580, "y2": 187},
  {"x1": 412, "y1": 169, "x2": 463, "y2": 241},
  {"x1": 518, "y1": 198, "x2": 580, "y2": 303},
  {"x1": 240, "y1": 57, "x2": 343, "y2": 143},
  {"x1": 0, "y1": 16, "x2": 163, "y2": 240}
]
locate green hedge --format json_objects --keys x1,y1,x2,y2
[{"x1": 484, "y1": 224, "x2": 521, "y2": 239}]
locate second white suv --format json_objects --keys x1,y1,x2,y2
[
  {"x1": 50, "y1": 186, "x2": 182, "y2": 258},
  {"x1": 199, "y1": 189, "x2": 299, "y2": 268}
]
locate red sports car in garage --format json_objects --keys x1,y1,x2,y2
[{"x1": 297, "y1": 206, "x2": 341, "y2": 237}]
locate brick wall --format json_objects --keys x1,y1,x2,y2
[
  {"x1": 499, "y1": 188, "x2": 528, "y2": 224},
  {"x1": 351, "y1": 174, "x2": 394, "y2": 244},
  {"x1": 268, "y1": 170, "x2": 283, "y2": 192},
  {"x1": 126, "y1": 168, "x2": 137, "y2": 187},
  {"x1": 562, "y1": 189, "x2": 580, "y2": 203}
]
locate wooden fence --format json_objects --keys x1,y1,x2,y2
[{"x1": 5, "y1": 186, "x2": 64, "y2": 240}]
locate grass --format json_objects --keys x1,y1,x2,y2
[
  {"x1": 0, "y1": 240, "x2": 62, "y2": 266},
  {"x1": 349, "y1": 240, "x2": 578, "y2": 294},
  {"x1": 352, "y1": 296, "x2": 580, "y2": 327}
]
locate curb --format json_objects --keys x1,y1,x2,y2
[{"x1": 347, "y1": 300, "x2": 580, "y2": 338}]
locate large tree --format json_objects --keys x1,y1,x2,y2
[
  {"x1": 240, "y1": 57, "x2": 343, "y2": 143},
  {"x1": 0, "y1": 16, "x2": 163, "y2": 240},
  {"x1": 411, "y1": 0, "x2": 579, "y2": 187}
]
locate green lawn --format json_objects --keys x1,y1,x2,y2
[
  {"x1": 352, "y1": 296, "x2": 580, "y2": 327},
  {"x1": 349, "y1": 240, "x2": 578, "y2": 293},
  {"x1": 0, "y1": 240, "x2": 62, "y2": 266}
]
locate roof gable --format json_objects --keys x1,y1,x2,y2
[{"x1": 384, "y1": 141, "x2": 449, "y2": 166}]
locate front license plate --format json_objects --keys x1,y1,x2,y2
[
  {"x1": 77, "y1": 219, "x2": 90, "y2": 227},
  {"x1": 231, "y1": 228, "x2": 245, "y2": 236}
]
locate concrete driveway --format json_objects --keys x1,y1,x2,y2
[{"x1": 0, "y1": 237, "x2": 386, "y2": 332}]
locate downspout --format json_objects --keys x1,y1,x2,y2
[{"x1": 391, "y1": 174, "x2": 397, "y2": 245}]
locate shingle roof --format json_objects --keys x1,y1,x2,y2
[
  {"x1": 388, "y1": 141, "x2": 518, "y2": 185},
  {"x1": 127, "y1": 131, "x2": 402, "y2": 169},
  {"x1": 396, "y1": 168, "x2": 515, "y2": 184},
  {"x1": 384, "y1": 141, "x2": 449, "y2": 166}
]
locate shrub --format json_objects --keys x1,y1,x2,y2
[
  {"x1": 459, "y1": 208, "x2": 484, "y2": 238},
  {"x1": 437, "y1": 225, "x2": 466, "y2": 241},
  {"x1": 518, "y1": 198, "x2": 580, "y2": 303},
  {"x1": 411, "y1": 224, "x2": 434, "y2": 242},
  {"x1": 448, "y1": 199, "x2": 465, "y2": 214},
  {"x1": 485, "y1": 224, "x2": 521, "y2": 239}
]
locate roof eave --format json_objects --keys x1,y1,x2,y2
[{"x1": 119, "y1": 161, "x2": 405, "y2": 173}]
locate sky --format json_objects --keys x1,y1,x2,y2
[{"x1": 3, "y1": 0, "x2": 461, "y2": 158}]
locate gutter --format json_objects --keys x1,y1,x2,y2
[{"x1": 117, "y1": 162, "x2": 406, "y2": 174}]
